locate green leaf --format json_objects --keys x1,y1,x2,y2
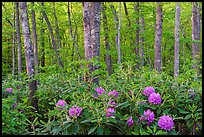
[
  {"x1": 64, "y1": 122, "x2": 72, "y2": 129},
  {"x1": 97, "y1": 126, "x2": 103, "y2": 135},
  {"x1": 156, "y1": 130, "x2": 167, "y2": 135},
  {"x1": 140, "y1": 129, "x2": 149, "y2": 135},
  {"x1": 153, "y1": 125, "x2": 157, "y2": 133},
  {"x1": 147, "y1": 126, "x2": 152, "y2": 133},
  {"x1": 184, "y1": 114, "x2": 192, "y2": 120},
  {"x1": 72, "y1": 123, "x2": 79, "y2": 134},
  {"x1": 52, "y1": 126, "x2": 62, "y2": 135},
  {"x1": 80, "y1": 119, "x2": 91, "y2": 124},
  {"x1": 88, "y1": 126, "x2": 97, "y2": 135},
  {"x1": 177, "y1": 108, "x2": 190, "y2": 114}
]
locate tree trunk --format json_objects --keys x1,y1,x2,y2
[
  {"x1": 15, "y1": 2, "x2": 22, "y2": 78},
  {"x1": 101, "y1": 3, "x2": 112, "y2": 75},
  {"x1": 174, "y1": 2, "x2": 180, "y2": 78},
  {"x1": 192, "y1": 2, "x2": 200, "y2": 75},
  {"x1": 90, "y1": 2, "x2": 101, "y2": 85},
  {"x1": 154, "y1": 2, "x2": 162, "y2": 73},
  {"x1": 31, "y1": 2, "x2": 39, "y2": 74},
  {"x1": 41, "y1": 2, "x2": 64, "y2": 68},
  {"x1": 53, "y1": 2, "x2": 61, "y2": 49},
  {"x1": 123, "y1": 2, "x2": 131, "y2": 27},
  {"x1": 12, "y1": 2, "x2": 16, "y2": 77},
  {"x1": 19, "y1": 2, "x2": 38, "y2": 116},
  {"x1": 68, "y1": 2, "x2": 81, "y2": 60},
  {"x1": 134, "y1": 2, "x2": 139, "y2": 69},
  {"x1": 140, "y1": 14, "x2": 145, "y2": 67},
  {"x1": 39, "y1": 15, "x2": 45, "y2": 69},
  {"x1": 110, "y1": 4, "x2": 121, "y2": 64}
]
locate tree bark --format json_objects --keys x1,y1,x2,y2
[
  {"x1": 154, "y1": 2, "x2": 163, "y2": 73},
  {"x1": 31, "y1": 2, "x2": 39, "y2": 74},
  {"x1": 19, "y1": 2, "x2": 38, "y2": 116},
  {"x1": 192, "y1": 2, "x2": 200, "y2": 75},
  {"x1": 68, "y1": 2, "x2": 81, "y2": 60},
  {"x1": 110, "y1": 4, "x2": 121, "y2": 64},
  {"x1": 39, "y1": 15, "x2": 45, "y2": 69},
  {"x1": 123, "y1": 2, "x2": 131, "y2": 27},
  {"x1": 101, "y1": 3, "x2": 112, "y2": 75},
  {"x1": 12, "y1": 2, "x2": 16, "y2": 77},
  {"x1": 53, "y1": 2, "x2": 61, "y2": 49},
  {"x1": 134, "y1": 2, "x2": 140, "y2": 69},
  {"x1": 90, "y1": 2, "x2": 101, "y2": 84},
  {"x1": 15, "y1": 2, "x2": 22, "y2": 78},
  {"x1": 41, "y1": 2, "x2": 64, "y2": 68},
  {"x1": 174, "y1": 2, "x2": 180, "y2": 78},
  {"x1": 140, "y1": 13, "x2": 145, "y2": 67}
]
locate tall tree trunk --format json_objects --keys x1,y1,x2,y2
[
  {"x1": 174, "y1": 2, "x2": 180, "y2": 78},
  {"x1": 39, "y1": 15, "x2": 45, "y2": 69},
  {"x1": 123, "y1": 2, "x2": 131, "y2": 27},
  {"x1": 31, "y1": 2, "x2": 39, "y2": 74},
  {"x1": 118, "y1": 2, "x2": 122, "y2": 64},
  {"x1": 15, "y1": 2, "x2": 22, "y2": 79},
  {"x1": 90, "y1": 2, "x2": 101, "y2": 85},
  {"x1": 12, "y1": 2, "x2": 16, "y2": 77},
  {"x1": 101, "y1": 3, "x2": 112, "y2": 75},
  {"x1": 134, "y1": 2, "x2": 139, "y2": 69},
  {"x1": 154, "y1": 2, "x2": 163, "y2": 73},
  {"x1": 192, "y1": 2, "x2": 200, "y2": 75},
  {"x1": 68, "y1": 2, "x2": 81, "y2": 60},
  {"x1": 19, "y1": 2, "x2": 38, "y2": 117},
  {"x1": 110, "y1": 4, "x2": 121, "y2": 64},
  {"x1": 140, "y1": 14, "x2": 145, "y2": 67},
  {"x1": 53, "y1": 2, "x2": 61, "y2": 49},
  {"x1": 41, "y1": 2, "x2": 64, "y2": 68}
]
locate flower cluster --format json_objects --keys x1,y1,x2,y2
[
  {"x1": 56, "y1": 99, "x2": 67, "y2": 110},
  {"x1": 143, "y1": 86, "x2": 155, "y2": 96},
  {"x1": 69, "y1": 106, "x2": 83, "y2": 117},
  {"x1": 158, "y1": 115, "x2": 174, "y2": 131},
  {"x1": 148, "y1": 92, "x2": 162, "y2": 105},
  {"x1": 108, "y1": 90, "x2": 119, "y2": 98},
  {"x1": 94, "y1": 87, "x2": 106, "y2": 98},
  {"x1": 6, "y1": 88, "x2": 13, "y2": 94},
  {"x1": 144, "y1": 109, "x2": 155, "y2": 123},
  {"x1": 127, "y1": 116, "x2": 134, "y2": 127},
  {"x1": 106, "y1": 107, "x2": 115, "y2": 117}
]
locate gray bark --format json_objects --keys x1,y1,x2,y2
[
  {"x1": 110, "y1": 4, "x2": 121, "y2": 64},
  {"x1": 140, "y1": 14, "x2": 145, "y2": 67},
  {"x1": 154, "y1": 2, "x2": 162, "y2": 72},
  {"x1": 12, "y1": 2, "x2": 16, "y2": 76},
  {"x1": 192, "y1": 2, "x2": 200, "y2": 74},
  {"x1": 68, "y1": 2, "x2": 81, "y2": 60},
  {"x1": 15, "y1": 2, "x2": 22, "y2": 77},
  {"x1": 31, "y1": 2, "x2": 39, "y2": 74},
  {"x1": 41, "y1": 2, "x2": 64, "y2": 68},
  {"x1": 19, "y1": 2, "x2": 38, "y2": 113},
  {"x1": 101, "y1": 3, "x2": 112, "y2": 75},
  {"x1": 90, "y1": 2, "x2": 101, "y2": 84},
  {"x1": 53, "y1": 2, "x2": 61, "y2": 49},
  {"x1": 174, "y1": 2, "x2": 180, "y2": 78},
  {"x1": 134, "y1": 2, "x2": 139, "y2": 69}
]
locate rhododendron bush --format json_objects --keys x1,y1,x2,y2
[{"x1": 2, "y1": 67, "x2": 202, "y2": 135}]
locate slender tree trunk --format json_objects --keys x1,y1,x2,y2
[
  {"x1": 68, "y1": 2, "x2": 81, "y2": 60},
  {"x1": 140, "y1": 14, "x2": 145, "y2": 67},
  {"x1": 31, "y1": 2, "x2": 39, "y2": 74},
  {"x1": 90, "y1": 2, "x2": 101, "y2": 85},
  {"x1": 39, "y1": 15, "x2": 45, "y2": 69},
  {"x1": 53, "y1": 2, "x2": 61, "y2": 49},
  {"x1": 110, "y1": 4, "x2": 121, "y2": 64},
  {"x1": 192, "y1": 2, "x2": 200, "y2": 75},
  {"x1": 19, "y1": 2, "x2": 38, "y2": 117},
  {"x1": 15, "y1": 2, "x2": 22, "y2": 78},
  {"x1": 41, "y1": 2, "x2": 64, "y2": 68},
  {"x1": 101, "y1": 3, "x2": 112, "y2": 75},
  {"x1": 12, "y1": 3, "x2": 16, "y2": 77},
  {"x1": 174, "y1": 2, "x2": 180, "y2": 78},
  {"x1": 118, "y1": 2, "x2": 121, "y2": 64},
  {"x1": 123, "y1": 2, "x2": 131, "y2": 27},
  {"x1": 154, "y1": 2, "x2": 163, "y2": 73},
  {"x1": 134, "y1": 2, "x2": 139, "y2": 69}
]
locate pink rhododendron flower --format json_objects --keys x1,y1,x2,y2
[
  {"x1": 127, "y1": 116, "x2": 134, "y2": 127},
  {"x1": 144, "y1": 109, "x2": 155, "y2": 123},
  {"x1": 56, "y1": 99, "x2": 67, "y2": 110},
  {"x1": 106, "y1": 107, "x2": 115, "y2": 117},
  {"x1": 158, "y1": 115, "x2": 174, "y2": 131},
  {"x1": 143, "y1": 86, "x2": 155, "y2": 96},
  {"x1": 148, "y1": 92, "x2": 162, "y2": 104},
  {"x1": 95, "y1": 87, "x2": 106, "y2": 96},
  {"x1": 6, "y1": 88, "x2": 13, "y2": 94},
  {"x1": 69, "y1": 106, "x2": 83, "y2": 117},
  {"x1": 108, "y1": 90, "x2": 119, "y2": 98}
]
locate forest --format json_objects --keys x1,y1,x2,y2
[{"x1": 2, "y1": 2, "x2": 202, "y2": 135}]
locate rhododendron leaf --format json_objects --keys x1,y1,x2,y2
[
  {"x1": 88, "y1": 126, "x2": 97, "y2": 135},
  {"x1": 72, "y1": 123, "x2": 79, "y2": 134},
  {"x1": 80, "y1": 119, "x2": 91, "y2": 124},
  {"x1": 155, "y1": 130, "x2": 167, "y2": 135},
  {"x1": 184, "y1": 114, "x2": 192, "y2": 120},
  {"x1": 97, "y1": 126, "x2": 103, "y2": 135}
]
